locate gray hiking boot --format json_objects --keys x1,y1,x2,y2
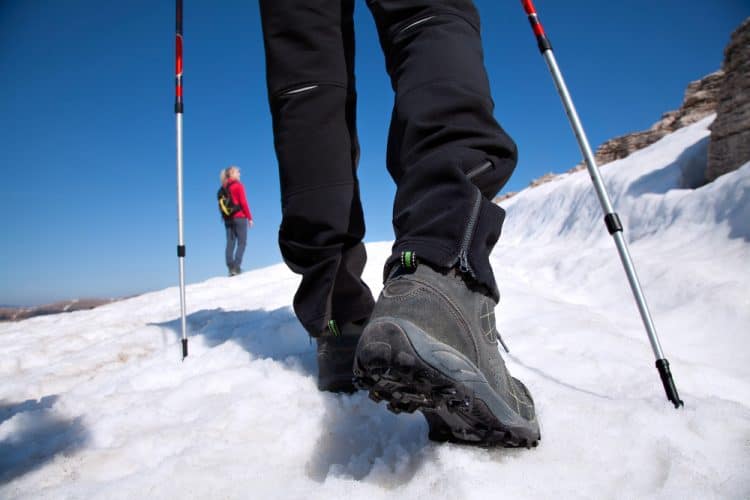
[
  {"x1": 353, "y1": 261, "x2": 540, "y2": 447},
  {"x1": 316, "y1": 320, "x2": 366, "y2": 393}
]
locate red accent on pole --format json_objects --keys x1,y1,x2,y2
[
  {"x1": 521, "y1": 0, "x2": 536, "y2": 15},
  {"x1": 176, "y1": 34, "x2": 183, "y2": 76},
  {"x1": 521, "y1": 0, "x2": 549, "y2": 47}
]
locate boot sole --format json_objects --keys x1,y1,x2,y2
[{"x1": 353, "y1": 317, "x2": 540, "y2": 448}]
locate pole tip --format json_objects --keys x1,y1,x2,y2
[
  {"x1": 182, "y1": 338, "x2": 189, "y2": 360},
  {"x1": 656, "y1": 359, "x2": 684, "y2": 409}
]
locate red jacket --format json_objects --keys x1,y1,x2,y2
[{"x1": 225, "y1": 180, "x2": 253, "y2": 221}]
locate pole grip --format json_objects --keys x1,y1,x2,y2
[
  {"x1": 175, "y1": 0, "x2": 183, "y2": 114},
  {"x1": 520, "y1": 0, "x2": 552, "y2": 52},
  {"x1": 521, "y1": 0, "x2": 536, "y2": 15},
  {"x1": 656, "y1": 359, "x2": 683, "y2": 408}
]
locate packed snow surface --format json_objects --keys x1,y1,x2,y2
[{"x1": 1, "y1": 116, "x2": 748, "y2": 498}]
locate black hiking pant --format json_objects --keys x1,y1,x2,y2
[{"x1": 260, "y1": 0, "x2": 517, "y2": 336}]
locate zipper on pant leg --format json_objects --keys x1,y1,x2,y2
[
  {"x1": 457, "y1": 189, "x2": 482, "y2": 276},
  {"x1": 280, "y1": 84, "x2": 319, "y2": 96},
  {"x1": 466, "y1": 160, "x2": 493, "y2": 180},
  {"x1": 398, "y1": 15, "x2": 435, "y2": 35},
  {"x1": 457, "y1": 160, "x2": 494, "y2": 275}
]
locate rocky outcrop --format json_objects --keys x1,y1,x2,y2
[
  {"x1": 495, "y1": 191, "x2": 517, "y2": 203},
  {"x1": 494, "y1": 18, "x2": 748, "y2": 203},
  {"x1": 569, "y1": 69, "x2": 724, "y2": 173},
  {"x1": 0, "y1": 298, "x2": 120, "y2": 322},
  {"x1": 528, "y1": 172, "x2": 557, "y2": 187},
  {"x1": 494, "y1": 173, "x2": 557, "y2": 202},
  {"x1": 654, "y1": 71, "x2": 726, "y2": 132},
  {"x1": 707, "y1": 18, "x2": 750, "y2": 181}
]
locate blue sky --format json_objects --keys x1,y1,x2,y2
[{"x1": 1, "y1": 1, "x2": 747, "y2": 306}]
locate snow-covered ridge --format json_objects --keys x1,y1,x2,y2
[
  {"x1": 1, "y1": 118, "x2": 748, "y2": 498},
  {"x1": 503, "y1": 115, "x2": 748, "y2": 243}
]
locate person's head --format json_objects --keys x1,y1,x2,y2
[
  {"x1": 226, "y1": 166, "x2": 241, "y2": 181},
  {"x1": 220, "y1": 166, "x2": 241, "y2": 183}
]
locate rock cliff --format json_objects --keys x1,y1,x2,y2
[
  {"x1": 569, "y1": 70, "x2": 724, "y2": 173},
  {"x1": 707, "y1": 18, "x2": 750, "y2": 181},
  {"x1": 502, "y1": 17, "x2": 750, "y2": 199}
]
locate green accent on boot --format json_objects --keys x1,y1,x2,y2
[
  {"x1": 328, "y1": 320, "x2": 341, "y2": 337},
  {"x1": 401, "y1": 251, "x2": 418, "y2": 271}
]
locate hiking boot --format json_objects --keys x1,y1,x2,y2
[
  {"x1": 316, "y1": 320, "x2": 366, "y2": 393},
  {"x1": 353, "y1": 261, "x2": 540, "y2": 447}
]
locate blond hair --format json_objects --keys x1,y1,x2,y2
[{"x1": 220, "y1": 165, "x2": 240, "y2": 183}]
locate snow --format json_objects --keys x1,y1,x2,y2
[{"x1": 1, "y1": 116, "x2": 749, "y2": 498}]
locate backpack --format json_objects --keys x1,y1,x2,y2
[{"x1": 217, "y1": 181, "x2": 242, "y2": 218}]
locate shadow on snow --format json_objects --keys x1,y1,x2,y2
[
  {"x1": 626, "y1": 137, "x2": 709, "y2": 197},
  {"x1": 155, "y1": 307, "x2": 543, "y2": 485},
  {"x1": 0, "y1": 395, "x2": 89, "y2": 485},
  {"x1": 155, "y1": 307, "x2": 439, "y2": 485},
  {"x1": 155, "y1": 306, "x2": 317, "y2": 377}
]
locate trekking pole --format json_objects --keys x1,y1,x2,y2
[
  {"x1": 520, "y1": 0, "x2": 683, "y2": 408},
  {"x1": 175, "y1": 0, "x2": 188, "y2": 360}
]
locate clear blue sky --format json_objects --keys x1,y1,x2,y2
[{"x1": 1, "y1": 1, "x2": 747, "y2": 306}]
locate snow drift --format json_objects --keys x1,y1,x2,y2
[{"x1": 1, "y1": 116, "x2": 748, "y2": 498}]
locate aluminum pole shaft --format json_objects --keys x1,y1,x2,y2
[
  {"x1": 520, "y1": 0, "x2": 682, "y2": 407},
  {"x1": 541, "y1": 49, "x2": 665, "y2": 360},
  {"x1": 176, "y1": 0, "x2": 188, "y2": 359}
]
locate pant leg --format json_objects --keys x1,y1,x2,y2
[
  {"x1": 367, "y1": 0, "x2": 517, "y2": 300},
  {"x1": 225, "y1": 221, "x2": 237, "y2": 269},
  {"x1": 259, "y1": 0, "x2": 374, "y2": 336},
  {"x1": 233, "y1": 218, "x2": 248, "y2": 269}
]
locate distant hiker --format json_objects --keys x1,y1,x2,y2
[
  {"x1": 259, "y1": 0, "x2": 539, "y2": 447},
  {"x1": 219, "y1": 166, "x2": 253, "y2": 276}
]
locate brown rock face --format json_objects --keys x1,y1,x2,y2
[
  {"x1": 0, "y1": 298, "x2": 120, "y2": 322},
  {"x1": 570, "y1": 70, "x2": 724, "y2": 173},
  {"x1": 707, "y1": 18, "x2": 750, "y2": 182},
  {"x1": 495, "y1": 18, "x2": 748, "y2": 203},
  {"x1": 654, "y1": 71, "x2": 726, "y2": 132}
]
